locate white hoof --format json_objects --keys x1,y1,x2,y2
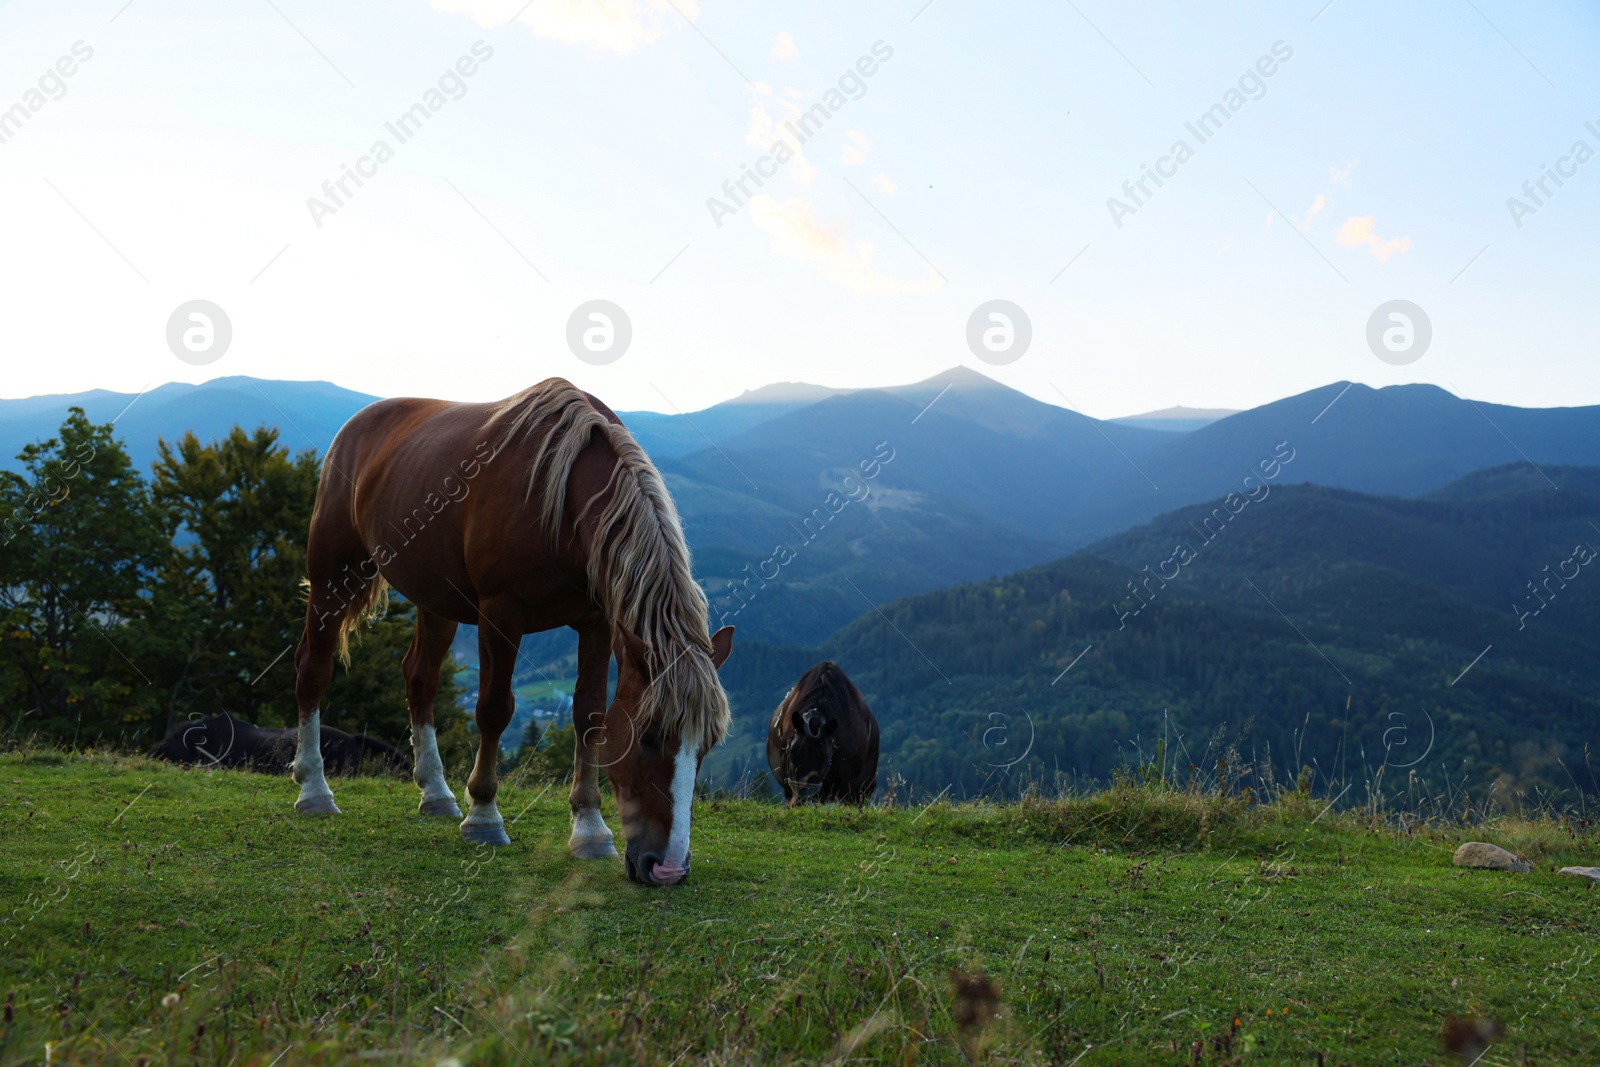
[
  {"x1": 411, "y1": 724, "x2": 458, "y2": 817},
  {"x1": 295, "y1": 792, "x2": 341, "y2": 815},
  {"x1": 569, "y1": 807, "x2": 618, "y2": 859},
  {"x1": 571, "y1": 836, "x2": 619, "y2": 859},
  {"x1": 419, "y1": 793, "x2": 462, "y2": 818},
  {"x1": 460, "y1": 802, "x2": 509, "y2": 846},
  {"x1": 292, "y1": 711, "x2": 339, "y2": 815}
]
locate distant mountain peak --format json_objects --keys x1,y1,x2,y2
[
  {"x1": 1112, "y1": 404, "x2": 1241, "y2": 422},
  {"x1": 929, "y1": 365, "x2": 1007, "y2": 390},
  {"x1": 722, "y1": 381, "x2": 847, "y2": 406}
]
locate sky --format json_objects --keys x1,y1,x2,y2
[{"x1": 0, "y1": 0, "x2": 1596, "y2": 419}]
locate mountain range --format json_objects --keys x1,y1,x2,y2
[
  {"x1": 9, "y1": 369, "x2": 1600, "y2": 780},
  {"x1": 16, "y1": 369, "x2": 1600, "y2": 649},
  {"x1": 0, "y1": 378, "x2": 379, "y2": 477},
  {"x1": 707, "y1": 465, "x2": 1600, "y2": 799},
  {"x1": 650, "y1": 368, "x2": 1600, "y2": 645}
]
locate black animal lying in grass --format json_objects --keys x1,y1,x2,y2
[
  {"x1": 149, "y1": 713, "x2": 410, "y2": 777},
  {"x1": 766, "y1": 661, "x2": 879, "y2": 805}
]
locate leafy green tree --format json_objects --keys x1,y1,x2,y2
[
  {"x1": 138, "y1": 425, "x2": 462, "y2": 744},
  {"x1": 2, "y1": 413, "x2": 465, "y2": 750},
  {"x1": 142, "y1": 426, "x2": 323, "y2": 735},
  {"x1": 0, "y1": 410, "x2": 166, "y2": 742}
]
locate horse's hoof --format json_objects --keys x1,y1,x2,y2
[
  {"x1": 295, "y1": 794, "x2": 341, "y2": 815},
  {"x1": 419, "y1": 794, "x2": 462, "y2": 818},
  {"x1": 570, "y1": 837, "x2": 619, "y2": 859},
  {"x1": 461, "y1": 822, "x2": 510, "y2": 846},
  {"x1": 460, "y1": 810, "x2": 510, "y2": 846}
]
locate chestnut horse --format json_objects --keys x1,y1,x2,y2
[{"x1": 290, "y1": 378, "x2": 734, "y2": 885}]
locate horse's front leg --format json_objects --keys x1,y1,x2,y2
[
  {"x1": 460, "y1": 609, "x2": 517, "y2": 846},
  {"x1": 568, "y1": 619, "x2": 618, "y2": 859},
  {"x1": 405, "y1": 608, "x2": 462, "y2": 818}
]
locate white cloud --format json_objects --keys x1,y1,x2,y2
[
  {"x1": 747, "y1": 195, "x2": 942, "y2": 294},
  {"x1": 871, "y1": 173, "x2": 897, "y2": 196},
  {"x1": 770, "y1": 31, "x2": 797, "y2": 61},
  {"x1": 1301, "y1": 193, "x2": 1326, "y2": 229},
  {"x1": 745, "y1": 94, "x2": 825, "y2": 187},
  {"x1": 429, "y1": 0, "x2": 696, "y2": 54},
  {"x1": 745, "y1": 95, "x2": 817, "y2": 186},
  {"x1": 1336, "y1": 215, "x2": 1410, "y2": 262},
  {"x1": 744, "y1": 101, "x2": 774, "y2": 146},
  {"x1": 1330, "y1": 161, "x2": 1355, "y2": 188},
  {"x1": 841, "y1": 129, "x2": 871, "y2": 166}
]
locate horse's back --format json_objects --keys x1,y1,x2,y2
[
  {"x1": 307, "y1": 378, "x2": 620, "y2": 630},
  {"x1": 325, "y1": 379, "x2": 607, "y2": 501},
  {"x1": 324, "y1": 396, "x2": 488, "y2": 487}
]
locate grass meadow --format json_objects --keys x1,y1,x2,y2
[{"x1": 1, "y1": 748, "x2": 1596, "y2": 1065}]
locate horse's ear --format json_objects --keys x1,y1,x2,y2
[
  {"x1": 615, "y1": 625, "x2": 654, "y2": 680},
  {"x1": 709, "y1": 625, "x2": 734, "y2": 670}
]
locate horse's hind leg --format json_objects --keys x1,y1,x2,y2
[
  {"x1": 292, "y1": 498, "x2": 373, "y2": 815},
  {"x1": 460, "y1": 605, "x2": 517, "y2": 845},
  {"x1": 568, "y1": 619, "x2": 618, "y2": 859},
  {"x1": 292, "y1": 579, "x2": 347, "y2": 815},
  {"x1": 404, "y1": 608, "x2": 462, "y2": 817}
]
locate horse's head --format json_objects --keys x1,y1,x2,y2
[
  {"x1": 780, "y1": 705, "x2": 837, "y2": 803},
  {"x1": 605, "y1": 623, "x2": 734, "y2": 886}
]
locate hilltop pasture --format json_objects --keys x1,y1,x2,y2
[{"x1": 1, "y1": 750, "x2": 1596, "y2": 1065}]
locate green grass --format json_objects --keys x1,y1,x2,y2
[{"x1": 1, "y1": 751, "x2": 1596, "y2": 1066}]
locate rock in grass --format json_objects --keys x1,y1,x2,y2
[
  {"x1": 1557, "y1": 866, "x2": 1600, "y2": 883},
  {"x1": 1452, "y1": 842, "x2": 1530, "y2": 873}
]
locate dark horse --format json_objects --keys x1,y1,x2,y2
[
  {"x1": 151, "y1": 713, "x2": 408, "y2": 776},
  {"x1": 766, "y1": 661, "x2": 878, "y2": 805},
  {"x1": 292, "y1": 378, "x2": 734, "y2": 886}
]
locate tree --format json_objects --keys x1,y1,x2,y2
[
  {"x1": 142, "y1": 426, "x2": 323, "y2": 735},
  {"x1": 137, "y1": 425, "x2": 462, "y2": 744},
  {"x1": 0, "y1": 409, "x2": 166, "y2": 742},
  {"x1": 1, "y1": 414, "x2": 465, "y2": 750}
]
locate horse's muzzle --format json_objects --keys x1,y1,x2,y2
[{"x1": 627, "y1": 849, "x2": 691, "y2": 886}]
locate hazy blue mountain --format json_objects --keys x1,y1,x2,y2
[
  {"x1": 1107, "y1": 405, "x2": 1239, "y2": 432},
  {"x1": 1040, "y1": 381, "x2": 1600, "y2": 546},
  {"x1": 15, "y1": 369, "x2": 1600, "y2": 653},
  {"x1": 659, "y1": 372, "x2": 1600, "y2": 644},
  {"x1": 621, "y1": 381, "x2": 847, "y2": 458},
  {"x1": 0, "y1": 378, "x2": 379, "y2": 473},
  {"x1": 0, "y1": 375, "x2": 844, "y2": 471},
  {"x1": 656, "y1": 367, "x2": 1184, "y2": 643}
]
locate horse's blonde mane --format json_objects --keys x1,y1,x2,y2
[{"x1": 488, "y1": 378, "x2": 729, "y2": 747}]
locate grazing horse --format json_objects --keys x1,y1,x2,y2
[
  {"x1": 766, "y1": 661, "x2": 878, "y2": 805},
  {"x1": 150, "y1": 713, "x2": 408, "y2": 776},
  {"x1": 291, "y1": 378, "x2": 734, "y2": 886}
]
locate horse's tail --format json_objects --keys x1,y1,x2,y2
[{"x1": 299, "y1": 574, "x2": 391, "y2": 668}]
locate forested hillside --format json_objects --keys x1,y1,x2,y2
[{"x1": 706, "y1": 466, "x2": 1600, "y2": 801}]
